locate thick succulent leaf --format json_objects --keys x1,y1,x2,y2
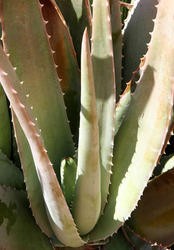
[
  {"x1": 73, "y1": 30, "x2": 101, "y2": 235},
  {"x1": 1, "y1": 0, "x2": 76, "y2": 238},
  {"x1": 104, "y1": 227, "x2": 163, "y2": 250},
  {"x1": 115, "y1": 83, "x2": 131, "y2": 135},
  {"x1": 0, "y1": 185, "x2": 53, "y2": 250},
  {"x1": 1, "y1": 0, "x2": 75, "y2": 178},
  {"x1": 0, "y1": 150, "x2": 24, "y2": 189},
  {"x1": 110, "y1": 0, "x2": 122, "y2": 100},
  {"x1": 12, "y1": 115, "x2": 54, "y2": 237},
  {"x1": 40, "y1": 0, "x2": 81, "y2": 141},
  {"x1": 122, "y1": 0, "x2": 158, "y2": 85},
  {"x1": 104, "y1": 230, "x2": 131, "y2": 250},
  {"x1": 89, "y1": 0, "x2": 174, "y2": 241},
  {"x1": 0, "y1": 85, "x2": 11, "y2": 158},
  {"x1": 128, "y1": 169, "x2": 174, "y2": 247},
  {"x1": 55, "y1": 0, "x2": 92, "y2": 63},
  {"x1": 60, "y1": 157, "x2": 77, "y2": 208},
  {"x1": 91, "y1": 0, "x2": 116, "y2": 211},
  {"x1": 0, "y1": 46, "x2": 85, "y2": 247}
]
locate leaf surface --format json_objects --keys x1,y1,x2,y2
[
  {"x1": 89, "y1": 0, "x2": 174, "y2": 241},
  {"x1": 0, "y1": 185, "x2": 53, "y2": 250},
  {"x1": 73, "y1": 30, "x2": 101, "y2": 235},
  {"x1": 0, "y1": 45, "x2": 84, "y2": 247},
  {"x1": 1, "y1": 0, "x2": 75, "y2": 238},
  {"x1": 91, "y1": 0, "x2": 116, "y2": 211},
  {"x1": 128, "y1": 169, "x2": 174, "y2": 247}
]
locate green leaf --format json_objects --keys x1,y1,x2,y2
[
  {"x1": 0, "y1": 185, "x2": 53, "y2": 250},
  {"x1": 0, "y1": 150, "x2": 24, "y2": 189},
  {"x1": 1, "y1": 0, "x2": 75, "y2": 177},
  {"x1": 91, "y1": 0, "x2": 116, "y2": 212},
  {"x1": 72, "y1": 30, "x2": 101, "y2": 235},
  {"x1": 0, "y1": 45, "x2": 85, "y2": 247},
  {"x1": 89, "y1": 0, "x2": 174, "y2": 241},
  {"x1": 128, "y1": 169, "x2": 174, "y2": 247},
  {"x1": 104, "y1": 227, "x2": 162, "y2": 250},
  {"x1": 1, "y1": 0, "x2": 75, "y2": 238},
  {"x1": 60, "y1": 157, "x2": 77, "y2": 208}
]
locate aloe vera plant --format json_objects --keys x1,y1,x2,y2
[{"x1": 0, "y1": 0, "x2": 174, "y2": 249}]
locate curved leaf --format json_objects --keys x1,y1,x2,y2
[
  {"x1": 0, "y1": 45, "x2": 85, "y2": 247},
  {"x1": 1, "y1": 0, "x2": 75, "y2": 238},
  {"x1": 89, "y1": 0, "x2": 174, "y2": 241}
]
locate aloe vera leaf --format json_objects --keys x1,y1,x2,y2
[
  {"x1": 40, "y1": 0, "x2": 81, "y2": 140},
  {"x1": 0, "y1": 47, "x2": 85, "y2": 247},
  {"x1": 0, "y1": 85, "x2": 11, "y2": 158},
  {"x1": 60, "y1": 157, "x2": 77, "y2": 208},
  {"x1": 12, "y1": 115, "x2": 54, "y2": 237},
  {"x1": 128, "y1": 169, "x2": 174, "y2": 247},
  {"x1": 0, "y1": 150, "x2": 24, "y2": 189},
  {"x1": 110, "y1": 0, "x2": 122, "y2": 100},
  {"x1": 89, "y1": 0, "x2": 174, "y2": 241},
  {"x1": 122, "y1": 0, "x2": 158, "y2": 86},
  {"x1": 104, "y1": 230, "x2": 131, "y2": 250},
  {"x1": 104, "y1": 227, "x2": 162, "y2": 250},
  {"x1": 91, "y1": 0, "x2": 116, "y2": 211},
  {"x1": 112, "y1": 0, "x2": 174, "y2": 222},
  {"x1": 1, "y1": 0, "x2": 75, "y2": 177},
  {"x1": 115, "y1": 83, "x2": 131, "y2": 135},
  {"x1": 1, "y1": 0, "x2": 76, "y2": 238},
  {"x1": 55, "y1": 0, "x2": 92, "y2": 63},
  {"x1": 0, "y1": 185, "x2": 54, "y2": 250},
  {"x1": 72, "y1": 30, "x2": 101, "y2": 236}
]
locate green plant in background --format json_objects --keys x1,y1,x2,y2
[{"x1": 0, "y1": 0, "x2": 174, "y2": 249}]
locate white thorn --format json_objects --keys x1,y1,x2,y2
[
  {"x1": 2, "y1": 71, "x2": 8, "y2": 76},
  {"x1": 12, "y1": 89, "x2": 18, "y2": 94},
  {"x1": 29, "y1": 121, "x2": 36, "y2": 127},
  {"x1": 20, "y1": 103, "x2": 25, "y2": 109}
]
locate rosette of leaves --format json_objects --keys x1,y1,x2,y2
[{"x1": 0, "y1": 0, "x2": 174, "y2": 249}]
